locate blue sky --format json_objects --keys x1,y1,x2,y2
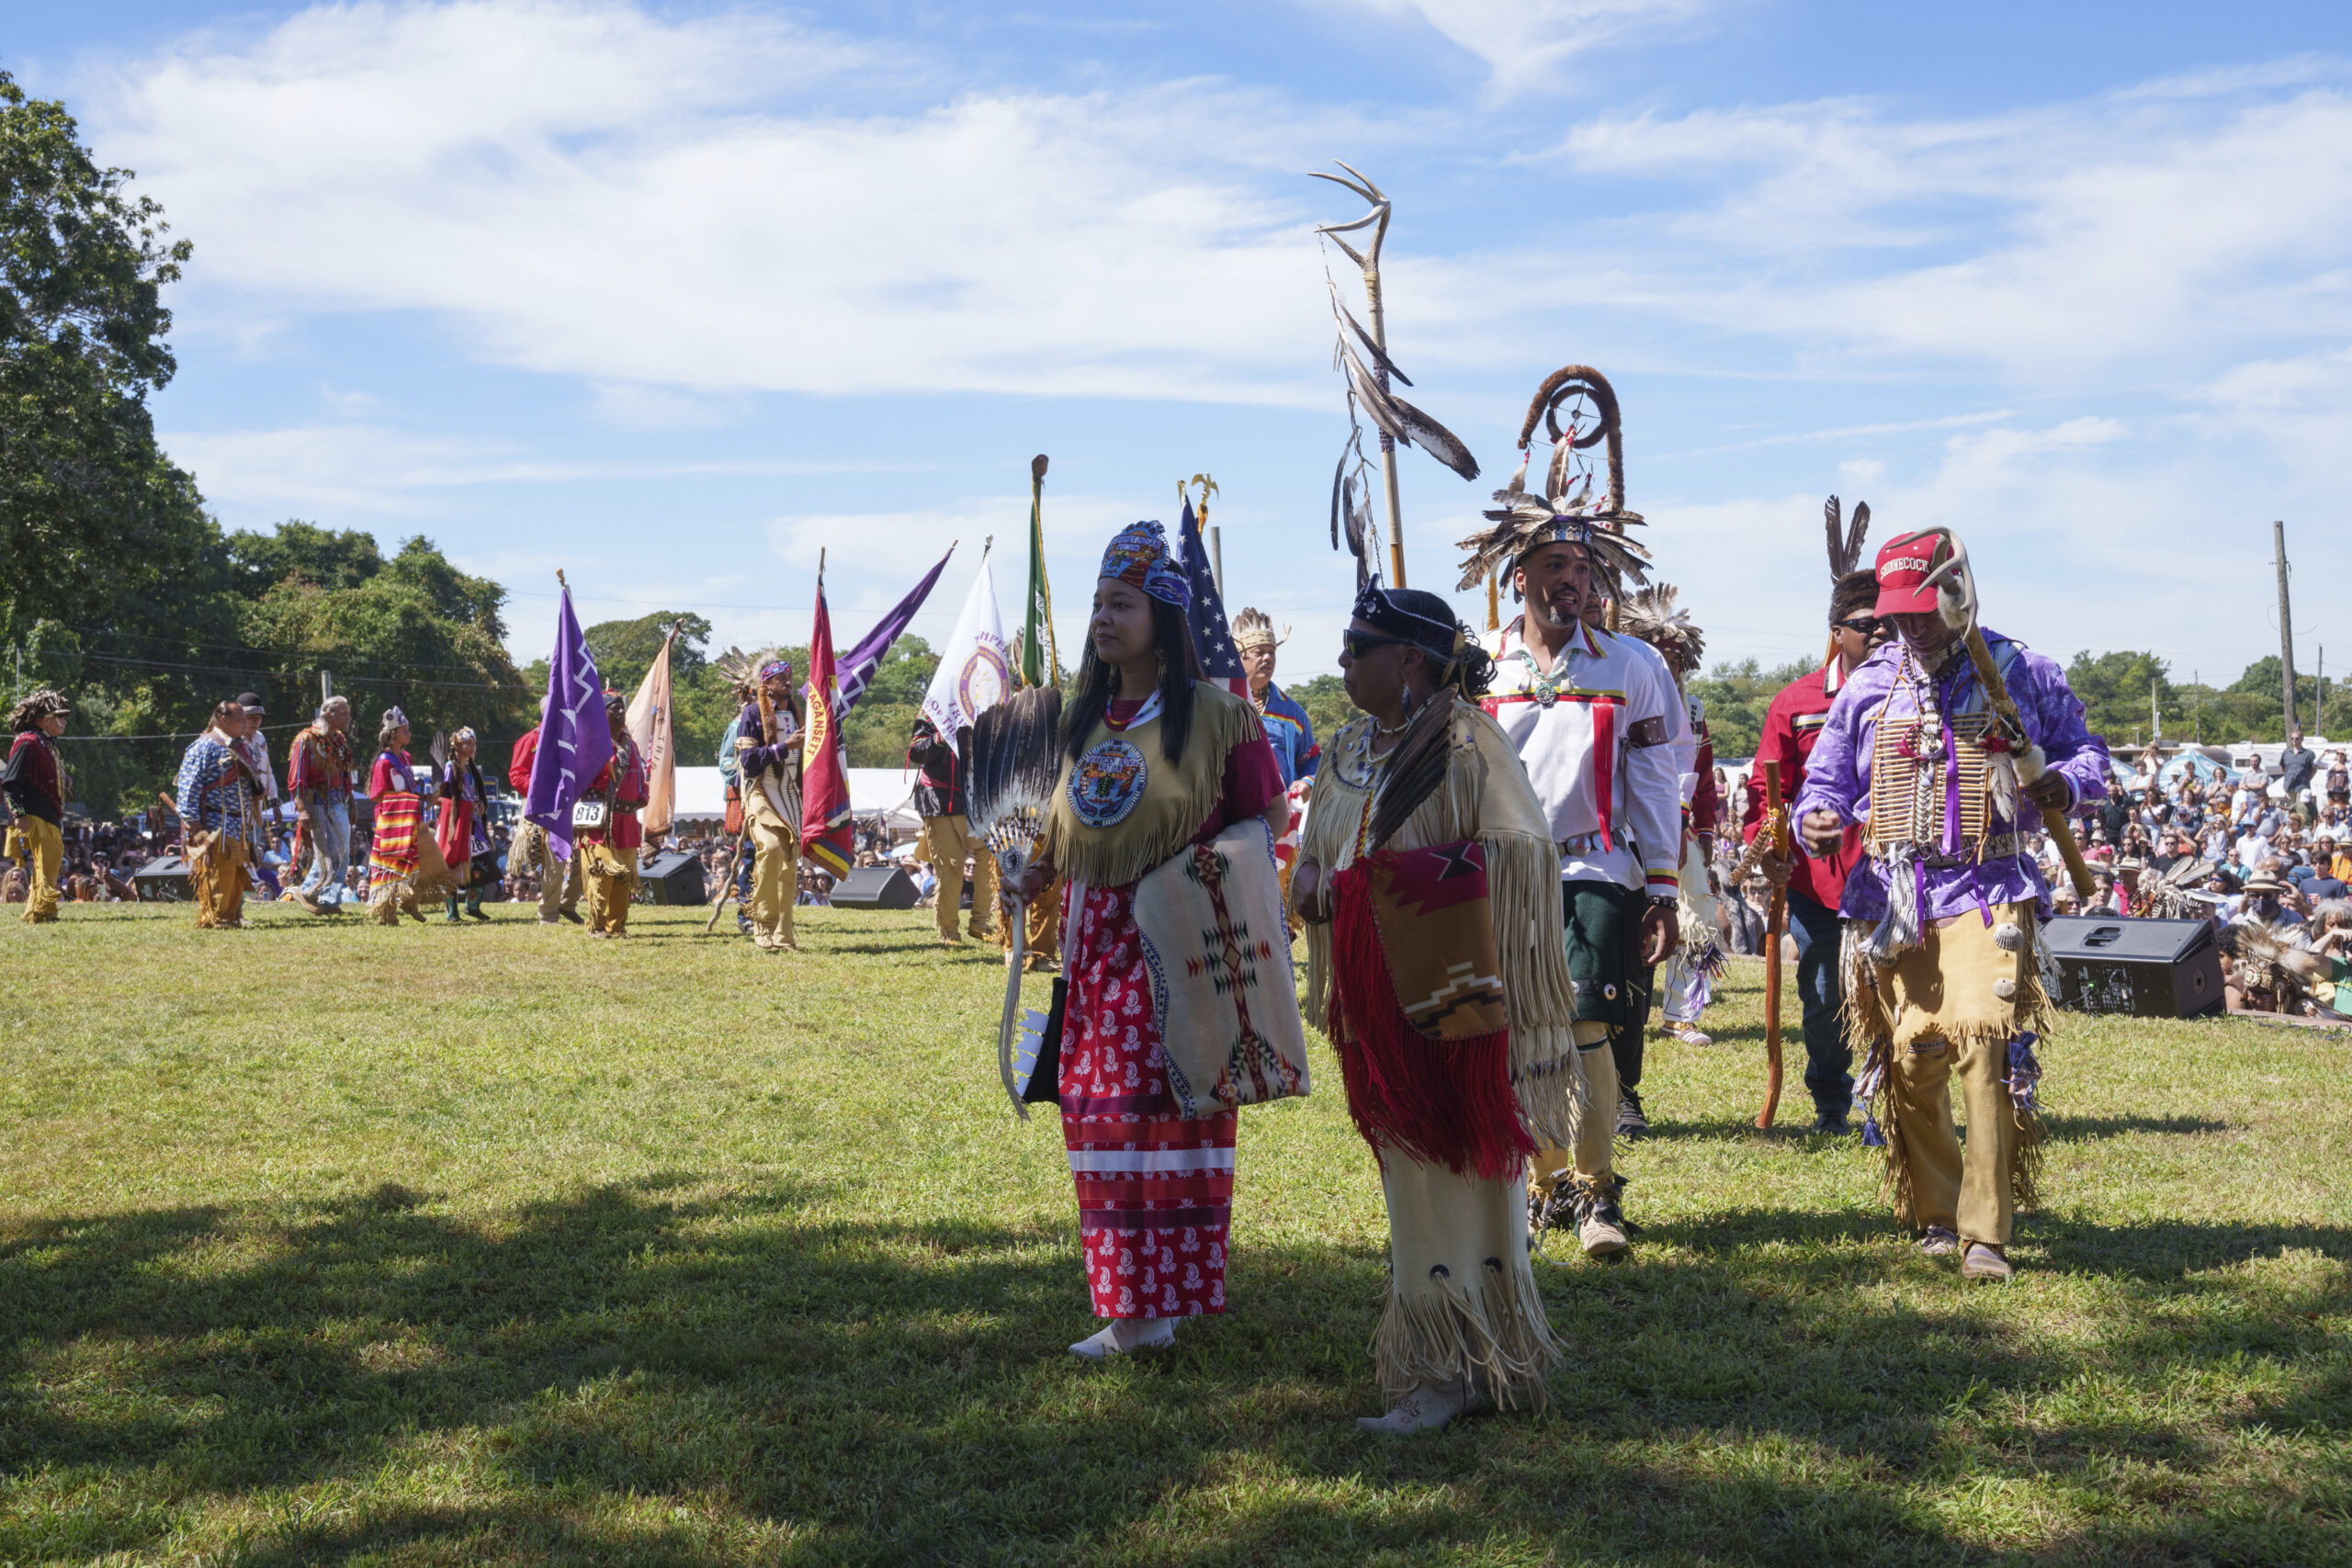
[{"x1": 14, "y1": 1, "x2": 2352, "y2": 694}]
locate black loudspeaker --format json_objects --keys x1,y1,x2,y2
[
  {"x1": 632, "y1": 851, "x2": 707, "y2": 906},
  {"x1": 830, "y1": 865, "x2": 920, "y2": 910},
  {"x1": 2042, "y1": 914, "x2": 2224, "y2": 1019},
  {"x1": 133, "y1": 857, "x2": 192, "y2": 902}
]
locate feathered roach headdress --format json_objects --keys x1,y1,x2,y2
[
  {"x1": 1615, "y1": 582, "x2": 1705, "y2": 675},
  {"x1": 1454, "y1": 365, "x2": 1651, "y2": 599},
  {"x1": 6, "y1": 688, "x2": 69, "y2": 732},
  {"x1": 2223, "y1": 918, "x2": 2329, "y2": 1012},
  {"x1": 1230, "y1": 606, "x2": 1284, "y2": 652},
  {"x1": 713, "y1": 647, "x2": 791, "y2": 700}
]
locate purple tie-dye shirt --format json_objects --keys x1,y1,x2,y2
[{"x1": 1791, "y1": 628, "x2": 2109, "y2": 922}]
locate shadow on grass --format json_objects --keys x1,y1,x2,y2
[
  {"x1": 2041, "y1": 1113, "x2": 2232, "y2": 1139},
  {"x1": 3, "y1": 1181, "x2": 2347, "y2": 1566}
]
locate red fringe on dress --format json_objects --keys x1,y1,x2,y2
[{"x1": 1329, "y1": 864, "x2": 1533, "y2": 1181}]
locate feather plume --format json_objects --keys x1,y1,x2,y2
[
  {"x1": 1366, "y1": 691, "x2": 1457, "y2": 852},
  {"x1": 1615, "y1": 582, "x2": 1705, "y2": 671},
  {"x1": 1340, "y1": 338, "x2": 1480, "y2": 481},
  {"x1": 1336, "y1": 299, "x2": 1412, "y2": 387},
  {"x1": 1824, "y1": 496, "x2": 1873, "y2": 578},
  {"x1": 969, "y1": 687, "x2": 1064, "y2": 1118}
]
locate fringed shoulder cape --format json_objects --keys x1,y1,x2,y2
[{"x1": 1303, "y1": 696, "x2": 1587, "y2": 1151}]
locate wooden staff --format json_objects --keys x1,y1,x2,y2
[
  {"x1": 1757, "y1": 759, "x2": 1788, "y2": 1131},
  {"x1": 1960, "y1": 626, "x2": 2097, "y2": 898}
]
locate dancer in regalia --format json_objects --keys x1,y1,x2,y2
[
  {"x1": 1294, "y1": 584, "x2": 1577, "y2": 1432},
  {"x1": 1793, "y1": 528, "x2": 2108, "y2": 1280},
  {"x1": 731, "y1": 655, "x2": 805, "y2": 953},
  {"x1": 1614, "y1": 584, "x2": 1727, "y2": 1052},
  {"x1": 435, "y1": 728, "x2": 492, "y2": 922},
  {"x1": 1458, "y1": 367, "x2": 1686, "y2": 1252},
  {"x1": 1014, "y1": 521, "x2": 1293, "y2": 1359},
  {"x1": 365, "y1": 707, "x2": 431, "y2": 925},
  {"x1": 176, "y1": 700, "x2": 257, "y2": 929},
  {"x1": 4, "y1": 690, "x2": 71, "y2": 924}
]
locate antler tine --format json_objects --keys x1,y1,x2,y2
[
  {"x1": 1309, "y1": 163, "x2": 1382, "y2": 205},
  {"x1": 1330, "y1": 160, "x2": 1387, "y2": 203}
]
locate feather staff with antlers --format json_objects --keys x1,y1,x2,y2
[
  {"x1": 1462, "y1": 365, "x2": 1685, "y2": 1258},
  {"x1": 1313, "y1": 163, "x2": 1480, "y2": 590},
  {"x1": 1792, "y1": 527, "x2": 2111, "y2": 1282},
  {"x1": 1736, "y1": 497, "x2": 1892, "y2": 1134}
]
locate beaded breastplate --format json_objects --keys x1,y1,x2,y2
[{"x1": 1867, "y1": 653, "x2": 1994, "y2": 858}]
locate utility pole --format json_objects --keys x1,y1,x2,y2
[
  {"x1": 2320, "y1": 645, "x2": 2328, "y2": 739},
  {"x1": 2276, "y1": 520, "x2": 2298, "y2": 733},
  {"x1": 321, "y1": 670, "x2": 333, "y2": 709},
  {"x1": 2194, "y1": 670, "x2": 2203, "y2": 744},
  {"x1": 2152, "y1": 677, "x2": 2161, "y2": 744}
]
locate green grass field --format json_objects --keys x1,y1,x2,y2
[{"x1": 1, "y1": 900, "x2": 2346, "y2": 1566}]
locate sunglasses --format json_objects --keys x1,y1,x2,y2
[
  {"x1": 1341, "y1": 630, "x2": 1417, "y2": 660},
  {"x1": 1834, "y1": 615, "x2": 1888, "y2": 637}
]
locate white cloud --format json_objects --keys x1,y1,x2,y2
[
  {"x1": 88, "y1": 0, "x2": 1397, "y2": 404},
  {"x1": 1329, "y1": 0, "x2": 1713, "y2": 97},
  {"x1": 161, "y1": 422, "x2": 902, "y2": 514},
  {"x1": 1551, "y1": 78, "x2": 2352, "y2": 376}
]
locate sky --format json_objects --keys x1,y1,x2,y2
[{"x1": 12, "y1": 0, "x2": 2352, "y2": 694}]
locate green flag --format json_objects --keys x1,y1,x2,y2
[{"x1": 1023, "y1": 454, "x2": 1056, "y2": 687}]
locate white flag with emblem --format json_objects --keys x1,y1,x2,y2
[{"x1": 921, "y1": 548, "x2": 1010, "y2": 740}]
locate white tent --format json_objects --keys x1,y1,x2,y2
[{"x1": 668, "y1": 766, "x2": 924, "y2": 837}]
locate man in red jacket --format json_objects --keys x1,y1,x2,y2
[
  {"x1": 508, "y1": 716, "x2": 582, "y2": 923},
  {"x1": 1741, "y1": 567, "x2": 1888, "y2": 1132}
]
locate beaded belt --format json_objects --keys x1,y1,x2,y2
[
  {"x1": 1919, "y1": 830, "x2": 2033, "y2": 869},
  {"x1": 1556, "y1": 831, "x2": 1612, "y2": 855}
]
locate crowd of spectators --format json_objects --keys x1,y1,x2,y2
[{"x1": 1706, "y1": 728, "x2": 2352, "y2": 1021}]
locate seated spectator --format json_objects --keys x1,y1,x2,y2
[{"x1": 2238, "y1": 872, "x2": 2301, "y2": 928}]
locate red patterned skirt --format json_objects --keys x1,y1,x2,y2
[{"x1": 1061, "y1": 881, "x2": 1236, "y2": 1319}]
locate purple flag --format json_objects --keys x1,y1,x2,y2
[
  {"x1": 526, "y1": 582, "x2": 613, "y2": 859},
  {"x1": 822, "y1": 544, "x2": 956, "y2": 719},
  {"x1": 1177, "y1": 499, "x2": 1247, "y2": 697}
]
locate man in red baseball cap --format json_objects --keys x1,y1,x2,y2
[{"x1": 1789, "y1": 525, "x2": 2110, "y2": 1282}]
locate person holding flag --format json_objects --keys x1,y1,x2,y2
[
  {"x1": 800, "y1": 563, "x2": 857, "y2": 883},
  {"x1": 579, "y1": 693, "x2": 650, "y2": 938},
  {"x1": 919, "y1": 544, "x2": 1012, "y2": 945},
  {"x1": 734, "y1": 655, "x2": 805, "y2": 953},
  {"x1": 524, "y1": 574, "x2": 614, "y2": 909}
]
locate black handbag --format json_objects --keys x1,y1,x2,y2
[{"x1": 1013, "y1": 976, "x2": 1067, "y2": 1106}]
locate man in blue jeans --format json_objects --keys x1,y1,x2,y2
[
  {"x1": 1740, "y1": 561, "x2": 1888, "y2": 1132},
  {"x1": 288, "y1": 696, "x2": 357, "y2": 913}
]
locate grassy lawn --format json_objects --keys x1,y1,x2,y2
[{"x1": 1, "y1": 899, "x2": 2346, "y2": 1566}]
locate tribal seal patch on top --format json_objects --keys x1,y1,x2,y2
[{"x1": 1069, "y1": 738, "x2": 1148, "y2": 826}]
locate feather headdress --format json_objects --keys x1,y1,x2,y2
[
  {"x1": 712, "y1": 646, "x2": 788, "y2": 699},
  {"x1": 1454, "y1": 365, "x2": 1651, "y2": 596},
  {"x1": 2222, "y1": 918, "x2": 2328, "y2": 1010},
  {"x1": 1824, "y1": 494, "x2": 1871, "y2": 578},
  {"x1": 1615, "y1": 582, "x2": 1705, "y2": 673},
  {"x1": 1230, "y1": 606, "x2": 1285, "y2": 652}
]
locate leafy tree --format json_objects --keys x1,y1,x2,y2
[
  {"x1": 582, "y1": 610, "x2": 714, "y2": 695},
  {"x1": 1287, "y1": 673, "x2": 1358, "y2": 753},
  {"x1": 1687, "y1": 657, "x2": 1815, "y2": 759},
  {"x1": 1, "y1": 71, "x2": 224, "y2": 652}
]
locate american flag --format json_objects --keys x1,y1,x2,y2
[{"x1": 1177, "y1": 498, "x2": 1247, "y2": 697}]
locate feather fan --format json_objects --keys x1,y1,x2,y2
[{"x1": 969, "y1": 686, "x2": 1065, "y2": 1117}]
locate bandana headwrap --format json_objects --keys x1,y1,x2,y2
[
  {"x1": 1099, "y1": 521, "x2": 1191, "y2": 609},
  {"x1": 382, "y1": 705, "x2": 409, "y2": 730},
  {"x1": 1352, "y1": 583, "x2": 1496, "y2": 698},
  {"x1": 758, "y1": 659, "x2": 794, "y2": 684},
  {"x1": 452, "y1": 727, "x2": 477, "y2": 745}
]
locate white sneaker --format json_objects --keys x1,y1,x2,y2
[
  {"x1": 1665, "y1": 1023, "x2": 1713, "y2": 1046},
  {"x1": 1068, "y1": 1318, "x2": 1176, "y2": 1360},
  {"x1": 1356, "y1": 1378, "x2": 1471, "y2": 1434}
]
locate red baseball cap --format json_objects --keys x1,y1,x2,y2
[{"x1": 1872, "y1": 529, "x2": 1958, "y2": 617}]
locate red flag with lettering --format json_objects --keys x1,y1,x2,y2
[{"x1": 800, "y1": 583, "x2": 855, "y2": 877}]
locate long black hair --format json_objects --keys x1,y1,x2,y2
[{"x1": 1064, "y1": 595, "x2": 1205, "y2": 763}]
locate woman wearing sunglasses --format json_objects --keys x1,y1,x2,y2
[{"x1": 1292, "y1": 582, "x2": 1580, "y2": 1433}]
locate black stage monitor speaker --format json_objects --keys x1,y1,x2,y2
[
  {"x1": 831, "y1": 865, "x2": 920, "y2": 910},
  {"x1": 2042, "y1": 914, "x2": 2224, "y2": 1019},
  {"x1": 633, "y1": 850, "x2": 707, "y2": 906},
  {"x1": 133, "y1": 856, "x2": 192, "y2": 902}
]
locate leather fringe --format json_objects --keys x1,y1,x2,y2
[{"x1": 1373, "y1": 1256, "x2": 1562, "y2": 1411}]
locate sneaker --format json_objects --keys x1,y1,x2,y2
[
  {"x1": 1961, "y1": 1242, "x2": 2014, "y2": 1282},
  {"x1": 466, "y1": 907, "x2": 489, "y2": 921},
  {"x1": 1917, "y1": 1225, "x2": 1960, "y2": 1258},
  {"x1": 1812, "y1": 1111, "x2": 1853, "y2": 1135},
  {"x1": 1664, "y1": 1024, "x2": 1713, "y2": 1046},
  {"x1": 1615, "y1": 1090, "x2": 1650, "y2": 1141}
]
